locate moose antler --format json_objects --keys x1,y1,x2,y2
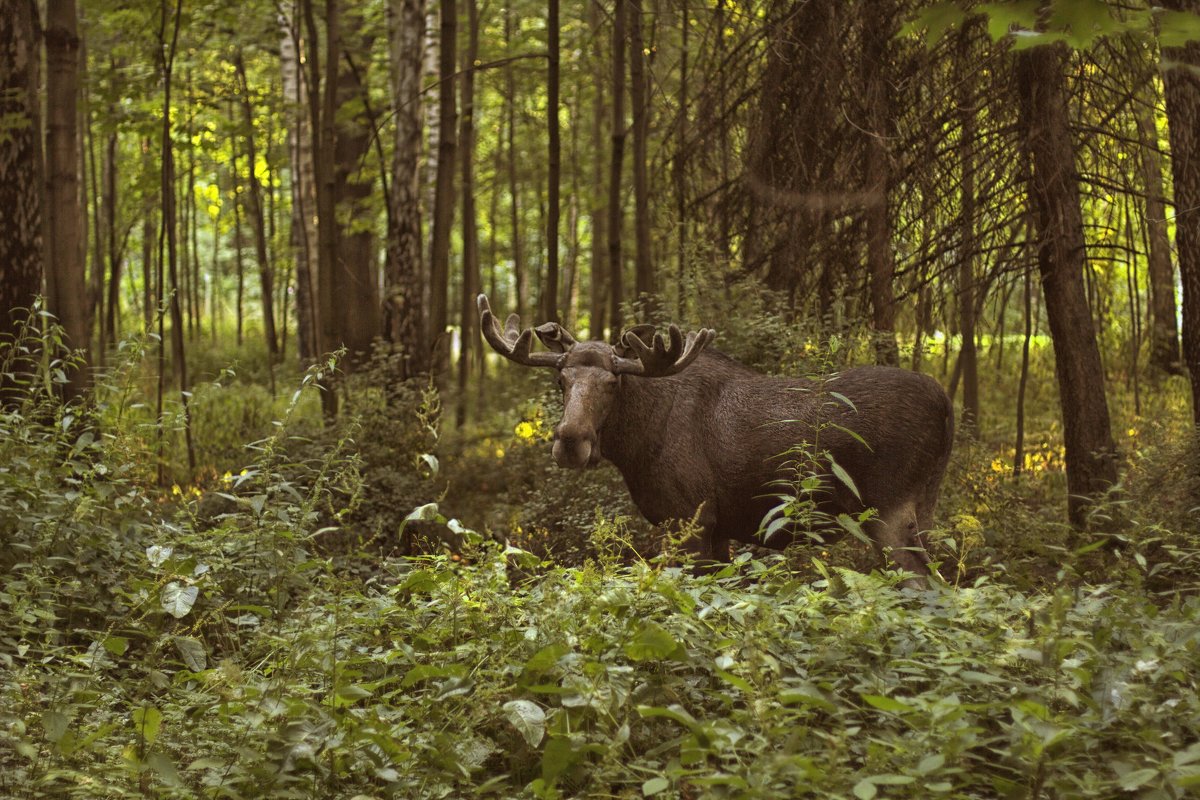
[
  {"x1": 613, "y1": 324, "x2": 716, "y2": 377},
  {"x1": 477, "y1": 294, "x2": 567, "y2": 368}
]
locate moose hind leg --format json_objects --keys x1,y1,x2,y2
[{"x1": 870, "y1": 501, "x2": 932, "y2": 589}]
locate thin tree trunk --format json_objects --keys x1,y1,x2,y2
[
  {"x1": 505, "y1": 8, "x2": 526, "y2": 321},
  {"x1": 456, "y1": 0, "x2": 479, "y2": 427},
  {"x1": 233, "y1": 144, "x2": 245, "y2": 347},
  {"x1": 45, "y1": 0, "x2": 89, "y2": 396},
  {"x1": 281, "y1": 6, "x2": 317, "y2": 362},
  {"x1": 957, "y1": 23, "x2": 979, "y2": 435},
  {"x1": 676, "y1": 0, "x2": 688, "y2": 316},
  {"x1": 542, "y1": 0, "x2": 561, "y2": 323},
  {"x1": 385, "y1": 0, "x2": 428, "y2": 377},
  {"x1": 156, "y1": 0, "x2": 194, "y2": 478},
  {"x1": 85, "y1": 54, "x2": 105, "y2": 362},
  {"x1": 234, "y1": 50, "x2": 279, "y2": 358},
  {"x1": 1015, "y1": 43, "x2": 1118, "y2": 524},
  {"x1": 0, "y1": 0, "x2": 44, "y2": 400},
  {"x1": 588, "y1": 0, "x2": 607, "y2": 341},
  {"x1": 103, "y1": 122, "x2": 119, "y2": 349},
  {"x1": 608, "y1": 0, "x2": 627, "y2": 336},
  {"x1": 862, "y1": 0, "x2": 899, "y2": 367},
  {"x1": 628, "y1": 0, "x2": 654, "y2": 319},
  {"x1": 1160, "y1": 3, "x2": 1200, "y2": 423},
  {"x1": 429, "y1": 0, "x2": 457, "y2": 372},
  {"x1": 1014, "y1": 263, "x2": 1033, "y2": 478},
  {"x1": 1134, "y1": 100, "x2": 1179, "y2": 375}
]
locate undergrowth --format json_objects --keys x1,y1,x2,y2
[{"x1": 2, "y1": 320, "x2": 1199, "y2": 799}]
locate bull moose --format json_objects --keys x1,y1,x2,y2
[{"x1": 477, "y1": 295, "x2": 954, "y2": 587}]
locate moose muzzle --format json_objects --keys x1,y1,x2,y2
[{"x1": 552, "y1": 427, "x2": 598, "y2": 469}]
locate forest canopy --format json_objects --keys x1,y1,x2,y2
[{"x1": 3, "y1": 0, "x2": 1200, "y2": 797}]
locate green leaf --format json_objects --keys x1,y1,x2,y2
[
  {"x1": 853, "y1": 779, "x2": 878, "y2": 800},
  {"x1": 637, "y1": 704, "x2": 698, "y2": 729},
  {"x1": 173, "y1": 636, "x2": 207, "y2": 671},
  {"x1": 861, "y1": 694, "x2": 914, "y2": 713},
  {"x1": 523, "y1": 643, "x2": 570, "y2": 674},
  {"x1": 1159, "y1": 9, "x2": 1200, "y2": 47},
  {"x1": 133, "y1": 706, "x2": 162, "y2": 745},
  {"x1": 502, "y1": 699, "x2": 546, "y2": 747},
  {"x1": 897, "y1": 2, "x2": 967, "y2": 49},
  {"x1": 42, "y1": 710, "x2": 68, "y2": 743},
  {"x1": 103, "y1": 636, "x2": 129, "y2": 657},
  {"x1": 917, "y1": 753, "x2": 946, "y2": 774},
  {"x1": 643, "y1": 776, "x2": 670, "y2": 796},
  {"x1": 779, "y1": 683, "x2": 836, "y2": 712},
  {"x1": 959, "y1": 669, "x2": 1005, "y2": 684},
  {"x1": 541, "y1": 736, "x2": 577, "y2": 782},
  {"x1": 1118, "y1": 768, "x2": 1159, "y2": 790},
  {"x1": 837, "y1": 513, "x2": 873, "y2": 545},
  {"x1": 829, "y1": 458, "x2": 861, "y2": 502},
  {"x1": 160, "y1": 582, "x2": 199, "y2": 618},
  {"x1": 624, "y1": 623, "x2": 680, "y2": 662},
  {"x1": 401, "y1": 664, "x2": 465, "y2": 688}
]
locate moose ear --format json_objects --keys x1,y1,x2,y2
[
  {"x1": 613, "y1": 324, "x2": 656, "y2": 358},
  {"x1": 534, "y1": 322, "x2": 578, "y2": 354}
]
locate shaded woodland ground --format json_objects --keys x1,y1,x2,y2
[{"x1": 3, "y1": 0, "x2": 1200, "y2": 797}]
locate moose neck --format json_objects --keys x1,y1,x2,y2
[{"x1": 598, "y1": 373, "x2": 681, "y2": 475}]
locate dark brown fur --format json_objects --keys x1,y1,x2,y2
[{"x1": 479, "y1": 297, "x2": 954, "y2": 587}]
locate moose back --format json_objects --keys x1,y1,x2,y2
[{"x1": 478, "y1": 295, "x2": 954, "y2": 587}]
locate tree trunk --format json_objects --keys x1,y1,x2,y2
[
  {"x1": 429, "y1": 0, "x2": 457, "y2": 371},
  {"x1": 588, "y1": 1, "x2": 608, "y2": 341},
  {"x1": 234, "y1": 49, "x2": 279, "y2": 358},
  {"x1": 675, "y1": 0, "x2": 688, "y2": 316},
  {"x1": 957, "y1": 24, "x2": 979, "y2": 434},
  {"x1": 303, "y1": 0, "x2": 340, "y2": 418},
  {"x1": 1161, "y1": 2, "x2": 1200, "y2": 425},
  {"x1": 1015, "y1": 43, "x2": 1118, "y2": 525},
  {"x1": 44, "y1": 0, "x2": 89, "y2": 396},
  {"x1": 0, "y1": 0, "x2": 44, "y2": 399},
  {"x1": 103, "y1": 124, "x2": 120, "y2": 349},
  {"x1": 505, "y1": 8, "x2": 526, "y2": 320},
  {"x1": 331, "y1": 9, "x2": 381, "y2": 363},
  {"x1": 861, "y1": 0, "x2": 899, "y2": 367},
  {"x1": 608, "y1": 0, "x2": 628, "y2": 336},
  {"x1": 280, "y1": 8, "x2": 317, "y2": 363},
  {"x1": 1135, "y1": 99, "x2": 1182, "y2": 375},
  {"x1": 384, "y1": 0, "x2": 428, "y2": 377},
  {"x1": 456, "y1": 0, "x2": 479, "y2": 427},
  {"x1": 156, "y1": 0, "x2": 194, "y2": 477},
  {"x1": 542, "y1": 0, "x2": 561, "y2": 323},
  {"x1": 628, "y1": 0, "x2": 654, "y2": 319}
]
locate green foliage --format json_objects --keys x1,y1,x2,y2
[{"x1": 5, "y1": 320, "x2": 1200, "y2": 800}]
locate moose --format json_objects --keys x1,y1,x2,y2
[{"x1": 478, "y1": 295, "x2": 954, "y2": 587}]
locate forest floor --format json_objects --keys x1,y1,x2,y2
[{"x1": 2, "y1": 332, "x2": 1199, "y2": 799}]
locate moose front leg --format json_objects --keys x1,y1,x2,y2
[
  {"x1": 870, "y1": 501, "x2": 932, "y2": 590},
  {"x1": 675, "y1": 501, "x2": 730, "y2": 565}
]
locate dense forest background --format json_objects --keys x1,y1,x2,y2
[{"x1": 4, "y1": 0, "x2": 1200, "y2": 797}]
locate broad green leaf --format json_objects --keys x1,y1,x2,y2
[
  {"x1": 1118, "y1": 767, "x2": 1159, "y2": 790},
  {"x1": 541, "y1": 736, "x2": 577, "y2": 782},
  {"x1": 624, "y1": 623, "x2": 680, "y2": 662},
  {"x1": 502, "y1": 699, "x2": 546, "y2": 747},
  {"x1": 133, "y1": 706, "x2": 162, "y2": 745},
  {"x1": 401, "y1": 664, "x2": 465, "y2": 688},
  {"x1": 643, "y1": 776, "x2": 670, "y2": 796},
  {"x1": 173, "y1": 636, "x2": 206, "y2": 671},
  {"x1": 1159, "y1": 9, "x2": 1200, "y2": 47},
  {"x1": 523, "y1": 643, "x2": 570, "y2": 674},
  {"x1": 861, "y1": 694, "x2": 914, "y2": 713},
  {"x1": 829, "y1": 458, "x2": 861, "y2": 501},
  {"x1": 853, "y1": 779, "x2": 878, "y2": 800},
  {"x1": 161, "y1": 582, "x2": 199, "y2": 618},
  {"x1": 43, "y1": 710, "x2": 68, "y2": 743},
  {"x1": 637, "y1": 704, "x2": 698, "y2": 729}
]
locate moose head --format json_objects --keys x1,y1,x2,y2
[{"x1": 477, "y1": 294, "x2": 715, "y2": 469}]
